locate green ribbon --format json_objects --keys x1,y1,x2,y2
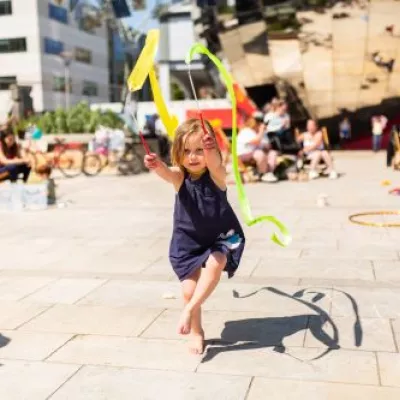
[{"x1": 186, "y1": 44, "x2": 291, "y2": 246}]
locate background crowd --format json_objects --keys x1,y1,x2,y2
[{"x1": 237, "y1": 98, "x2": 337, "y2": 183}]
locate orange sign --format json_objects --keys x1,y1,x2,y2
[
  {"x1": 186, "y1": 109, "x2": 243, "y2": 129},
  {"x1": 233, "y1": 83, "x2": 258, "y2": 116}
]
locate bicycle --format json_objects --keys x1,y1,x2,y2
[
  {"x1": 25, "y1": 137, "x2": 95, "y2": 178},
  {"x1": 81, "y1": 134, "x2": 144, "y2": 177}
]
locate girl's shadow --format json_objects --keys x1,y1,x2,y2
[
  {"x1": 202, "y1": 287, "x2": 361, "y2": 363},
  {"x1": 0, "y1": 334, "x2": 11, "y2": 367}
]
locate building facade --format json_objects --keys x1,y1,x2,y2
[{"x1": 0, "y1": 0, "x2": 109, "y2": 120}]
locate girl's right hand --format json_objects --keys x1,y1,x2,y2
[{"x1": 144, "y1": 153, "x2": 160, "y2": 170}]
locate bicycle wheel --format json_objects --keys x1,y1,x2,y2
[
  {"x1": 82, "y1": 153, "x2": 103, "y2": 176},
  {"x1": 57, "y1": 148, "x2": 84, "y2": 178},
  {"x1": 117, "y1": 149, "x2": 143, "y2": 175}
]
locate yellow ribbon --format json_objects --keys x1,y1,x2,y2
[
  {"x1": 186, "y1": 44, "x2": 291, "y2": 246},
  {"x1": 127, "y1": 29, "x2": 178, "y2": 139},
  {"x1": 127, "y1": 30, "x2": 159, "y2": 92},
  {"x1": 148, "y1": 66, "x2": 179, "y2": 139}
]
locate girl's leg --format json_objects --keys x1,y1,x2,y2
[
  {"x1": 309, "y1": 150, "x2": 322, "y2": 171},
  {"x1": 181, "y1": 268, "x2": 204, "y2": 354},
  {"x1": 320, "y1": 150, "x2": 334, "y2": 172},
  {"x1": 372, "y1": 135, "x2": 378, "y2": 151},
  {"x1": 377, "y1": 135, "x2": 382, "y2": 151},
  {"x1": 252, "y1": 149, "x2": 268, "y2": 174},
  {"x1": 267, "y1": 149, "x2": 278, "y2": 173},
  {"x1": 178, "y1": 252, "x2": 227, "y2": 335},
  {"x1": 4, "y1": 164, "x2": 19, "y2": 182},
  {"x1": 18, "y1": 164, "x2": 31, "y2": 182}
]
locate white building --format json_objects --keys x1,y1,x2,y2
[
  {"x1": 0, "y1": 0, "x2": 109, "y2": 120},
  {"x1": 158, "y1": 1, "x2": 213, "y2": 102}
]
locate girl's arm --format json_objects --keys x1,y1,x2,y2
[
  {"x1": 248, "y1": 125, "x2": 265, "y2": 145},
  {"x1": 202, "y1": 134, "x2": 226, "y2": 189},
  {"x1": 0, "y1": 146, "x2": 25, "y2": 165},
  {"x1": 16, "y1": 144, "x2": 30, "y2": 163},
  {"x1": 144, "y1": 153, "x2": 183, "y2": 191},
  {"x1": 296, "y1": 133, "x2": 304, "y2": 143},
  {"x1": 283, "y1": 114, "x2": 290, "y2": 128}
]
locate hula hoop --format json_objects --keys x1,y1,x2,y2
[{"x1": 348, "y1": 211, "x2": 400, "y2": 227}]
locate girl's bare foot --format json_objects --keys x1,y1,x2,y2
[
  {"x1": 189, "y1": 330, "x2": 205, "y2": 355},
  {"x1": 177, "y1": 308, "x2": 192, "y2": 335}
]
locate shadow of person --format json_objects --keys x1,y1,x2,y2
[
  {"x1": 202, "y1": 286, "x2": 361, "y2": 363},
  {"x1": 203, "y1": 313, "x2": 339, "y2": 363},
  {"x1": 0, "y1": 333, "x2": 11, "y2": 366},
  {"x1": 0, "y1": 334, "x2": 10, "y2": 348}
]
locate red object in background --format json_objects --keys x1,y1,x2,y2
[
  {"x1": 186, "y1": 108, "x2": 244, "y2": 129},
  {"x1": 214, "y1": 126, "x2": 230, "y2": 153},
  {"x1": 233, "y1": 83, "x2": 258, "y2": 116}
]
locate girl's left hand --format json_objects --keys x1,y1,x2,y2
[{"x1": 202, "y1": 133, "x2": 216, "y2": 150}]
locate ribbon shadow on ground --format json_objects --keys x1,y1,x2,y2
[
  {"x1": 202, "y1": 286, "x2": 361, "y2": 363},
  {"x1": 0, "y1": 333, "x2": 11, "y2": 367}
]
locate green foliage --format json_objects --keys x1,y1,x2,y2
[
  {"x1": 217, "y1": 5, "x2": 234, "y2": 15},
  {"x1": 19, "y1": 101, "x2": 124, "y2": 134},
  {"x1": 54, "y1": 108, "x2": 68, "y2": 133},
  {"x1": 171, "y1": 82, "x2": 185, "y2": 101}
]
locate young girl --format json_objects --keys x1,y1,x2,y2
[{"x1": 144, "y1": 118, "x2": 245, "y2": 355}]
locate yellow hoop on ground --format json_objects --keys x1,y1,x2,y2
[{"x1": 348, "y1": 211, "x2": 400, "y2": 227}]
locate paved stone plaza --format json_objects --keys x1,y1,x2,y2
[{"x1": 0, "y1": 151, "x2": 400, "y2": 399}]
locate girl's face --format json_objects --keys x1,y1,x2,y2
[
  {"x1": 182, "y1": 132, "x2": 206, "y2": 173},
  {"x1": 4, "y1": 134, "x2": 15, "y2": 147},
  {"x1": 307, "y1": 120, "x2": 317, "y2": 134}
]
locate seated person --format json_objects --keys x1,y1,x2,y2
[
  {"x1": 237, "y1": 115, "x2": 277, "y2": 182},
  {"x1": 264, "y1": 100, "x2": 299, "y2": 155},
  {"x1": 386, "y1": 124, "x2": 400, "y2": 168},
  {"x1": 0, "y1": 129, "x2": 31, "y2": 182},
  {"x1": 297, "y1": 119, "x2": 338, "y2": 180},
  {"x1": 264, "y1": 100, "x2": 291, "y2": 141}
]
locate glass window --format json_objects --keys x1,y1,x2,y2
[
  {"x1": 77, "y1": 4, "x2": 102, "y2": 34},
  {"x1": 75, "y1": 47, "x2": 92, "y2": 64},
  {"x1": 44, "y1": 37, "x2": 64, "y2": 55},
  {"x1": 0, "y1": 76, "x2": 16, "y2": 90},
  {"x1": 49, "y1": 3, "x2": 68, "y2": 24},
  {"x1": 53, "y1": 76, "x2": 72, "y2": 93},
  {"x1": 0, "y1": 1, "x2": 12, "y2": 16},
  {"x1": 0, "y1": 38, "x2": 26, "y2": 53},
  {"x1": 82, "y1": 81, "x2": 98, "y2": 96}
]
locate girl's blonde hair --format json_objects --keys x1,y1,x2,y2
[{"x1": 171, "y1": 118, "x2": 221, "y2": 170}]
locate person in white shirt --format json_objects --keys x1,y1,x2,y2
[
  {"x1": 237, "y1": 115, "x2": 278, "y2": 182},
  {"x1": 297, "y1": 119, "x2": 337, "y2": 180},
  {"x1": 371, "y1": 115, "x2": 387, "y2": 152},
  {"x1": 264, "y1": 100, "x2": 290, "y2": 138}
]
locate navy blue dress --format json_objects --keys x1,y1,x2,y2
[{"x1": 169, "y1": 170, "x2": 245, "y2": 281}]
